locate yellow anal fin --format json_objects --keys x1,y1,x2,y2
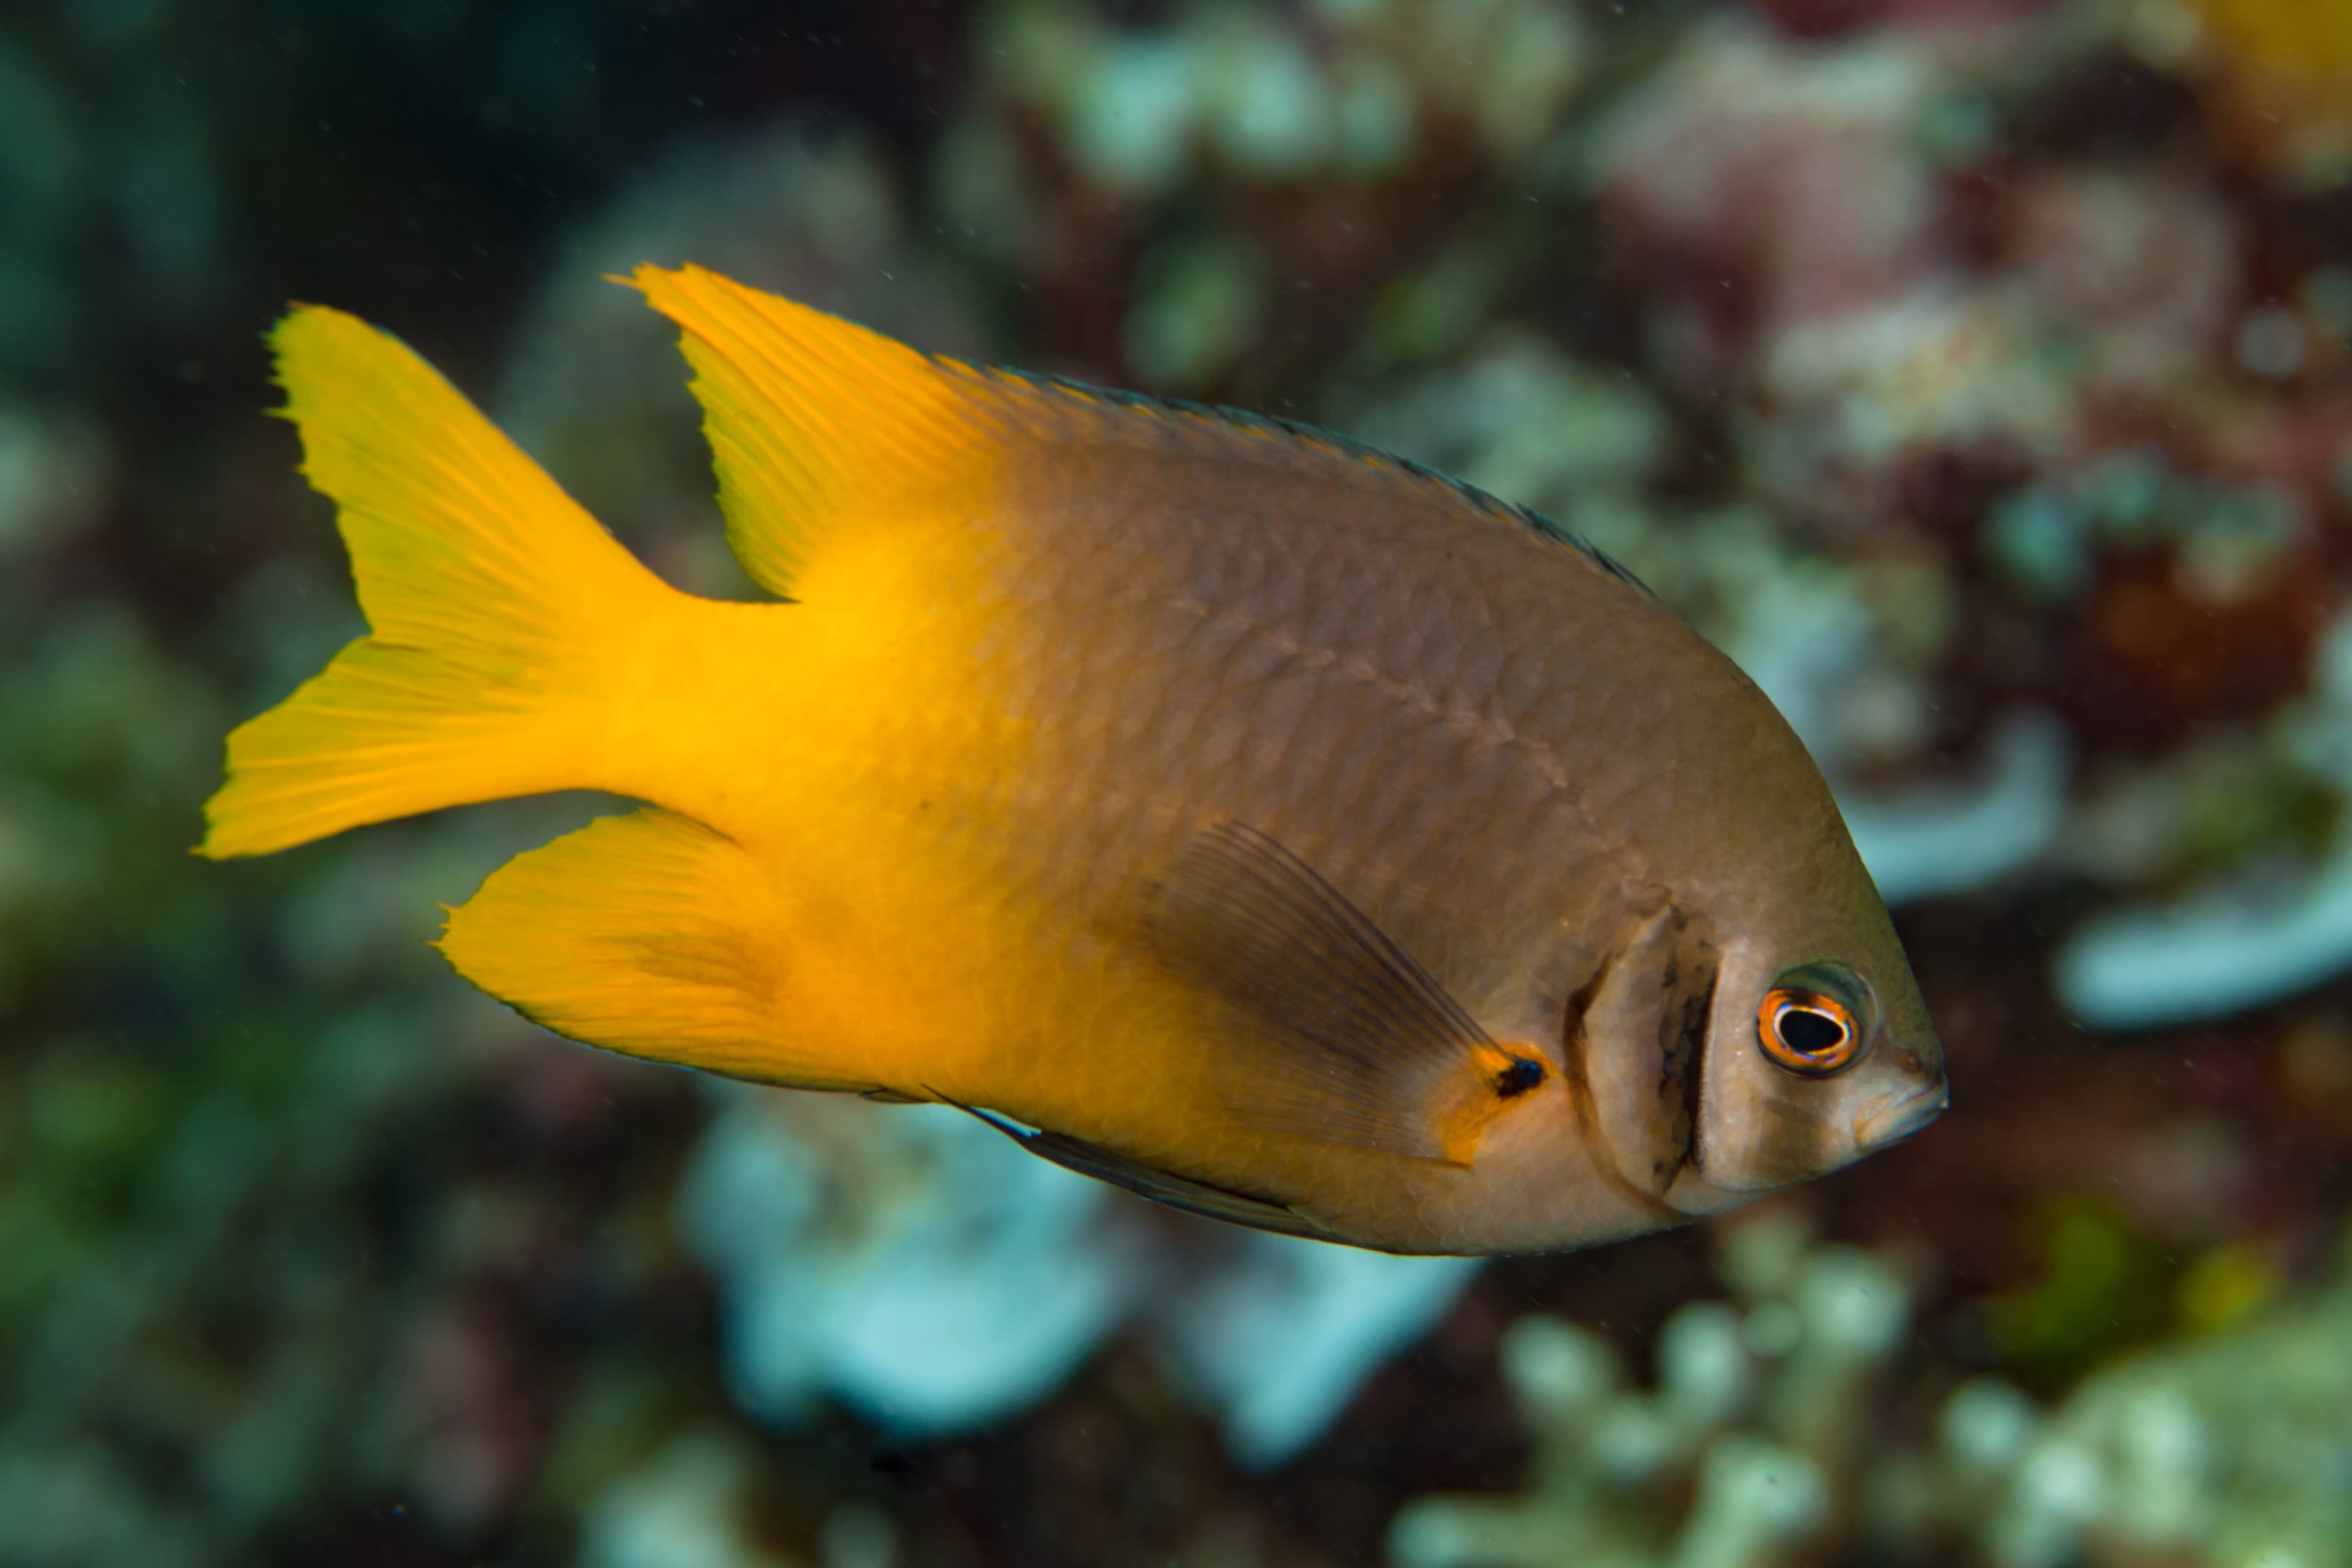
[
  {"x1": 440, "y1": 808, "x2": 820, "y2": 1084},
  {"x1": 625, "y1": 263, "x2": 1000, "y2": 601}
]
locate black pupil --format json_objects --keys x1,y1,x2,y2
[{"x1": 1777, "y1": 1005, "x2": 1846, "y2": 1058}]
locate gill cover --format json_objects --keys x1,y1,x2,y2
[{"x1": 1562, "y1": 900, "x2": 1718, "y2": 1218}]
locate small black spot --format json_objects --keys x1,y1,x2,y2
[{"x1": 1495, "y1": 1056, "x2": 1546, "y2": 1099}]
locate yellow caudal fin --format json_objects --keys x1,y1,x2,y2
[
  {"x1": 626, "y1": 263, "x2": 1004, "y2": 600},
  {"x1": 439, "y1": 807, "x2": 857, "y2": 1087},
  {"x1": 201, "y1": 306, "x2": 677, "y2": 858}
]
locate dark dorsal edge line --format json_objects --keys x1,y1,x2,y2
[{"x1": 948, "y1": 359, "x2": 1659, "y2": 601}]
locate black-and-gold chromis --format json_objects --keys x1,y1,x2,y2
[{"x1": 200, "y1": 264, "x2": 1947, "y2": 1255}]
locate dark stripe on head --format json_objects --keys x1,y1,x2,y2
[
  {"x1": 1560, "y1": 945, "x2": 1686, "y2": 1227},
  {"x1": 1653, "y1": 953, "x2": 1714, "y2": 1193}
]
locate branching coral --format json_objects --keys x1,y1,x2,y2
[
  {"x1": 1388, "y1": 1219, "x2": 1908, "y2": 1568},
  {"x1": 1394, "y1": 1220, "x2": 2352, "y2": 1568}
]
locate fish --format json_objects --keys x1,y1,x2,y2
[{"x1": 200, "y1": 264, "x2": 1946, "y2": 1256}]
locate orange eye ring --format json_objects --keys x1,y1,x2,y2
[{"x1": 1756, "y1": 987, "x2": 1862, "y2": 1077}]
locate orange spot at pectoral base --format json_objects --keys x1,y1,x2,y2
[{"x1": 1432, "y1": 1042, "x2": 1549, "y2": 1166}]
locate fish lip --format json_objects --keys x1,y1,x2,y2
[{"x1": 1853, "y1": 1080, "x2": 1948, "y2": 1150}]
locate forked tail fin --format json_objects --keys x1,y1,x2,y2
[{"x1": 200, "y1": 306, "x2": 676, "y2": 858}]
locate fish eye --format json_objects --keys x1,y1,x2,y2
[{"x1": 1756, "y1": 985, "x2": 1864, "y2": 1077}]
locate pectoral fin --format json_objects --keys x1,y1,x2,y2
[{"x1": 1139, "y1": 823, "x2": 1547, "y2": 1164}]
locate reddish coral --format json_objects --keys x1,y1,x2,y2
[{"x1": 2067, "y1": 545, "x2": 2334, "y2": 746}]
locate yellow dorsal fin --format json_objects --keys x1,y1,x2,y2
[
  {"x1": 439, "y1": 807, "x2": 857, "y2": 1088},
  {"x1": 626, "y1": 263, "x2": 1002, "y2": 601}
]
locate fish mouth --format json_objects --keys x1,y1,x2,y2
[{"x1": 1853, "y1": 1080, "x2": 1948, "y2": 1150}]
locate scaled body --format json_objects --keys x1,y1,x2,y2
[{"x1": 204, "y1": 266, "x2": 1944, "y2": 1255}]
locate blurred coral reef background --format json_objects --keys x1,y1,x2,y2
[{"x1": 5, "y1": 0, "x2": 2352, "y2": 1564}]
